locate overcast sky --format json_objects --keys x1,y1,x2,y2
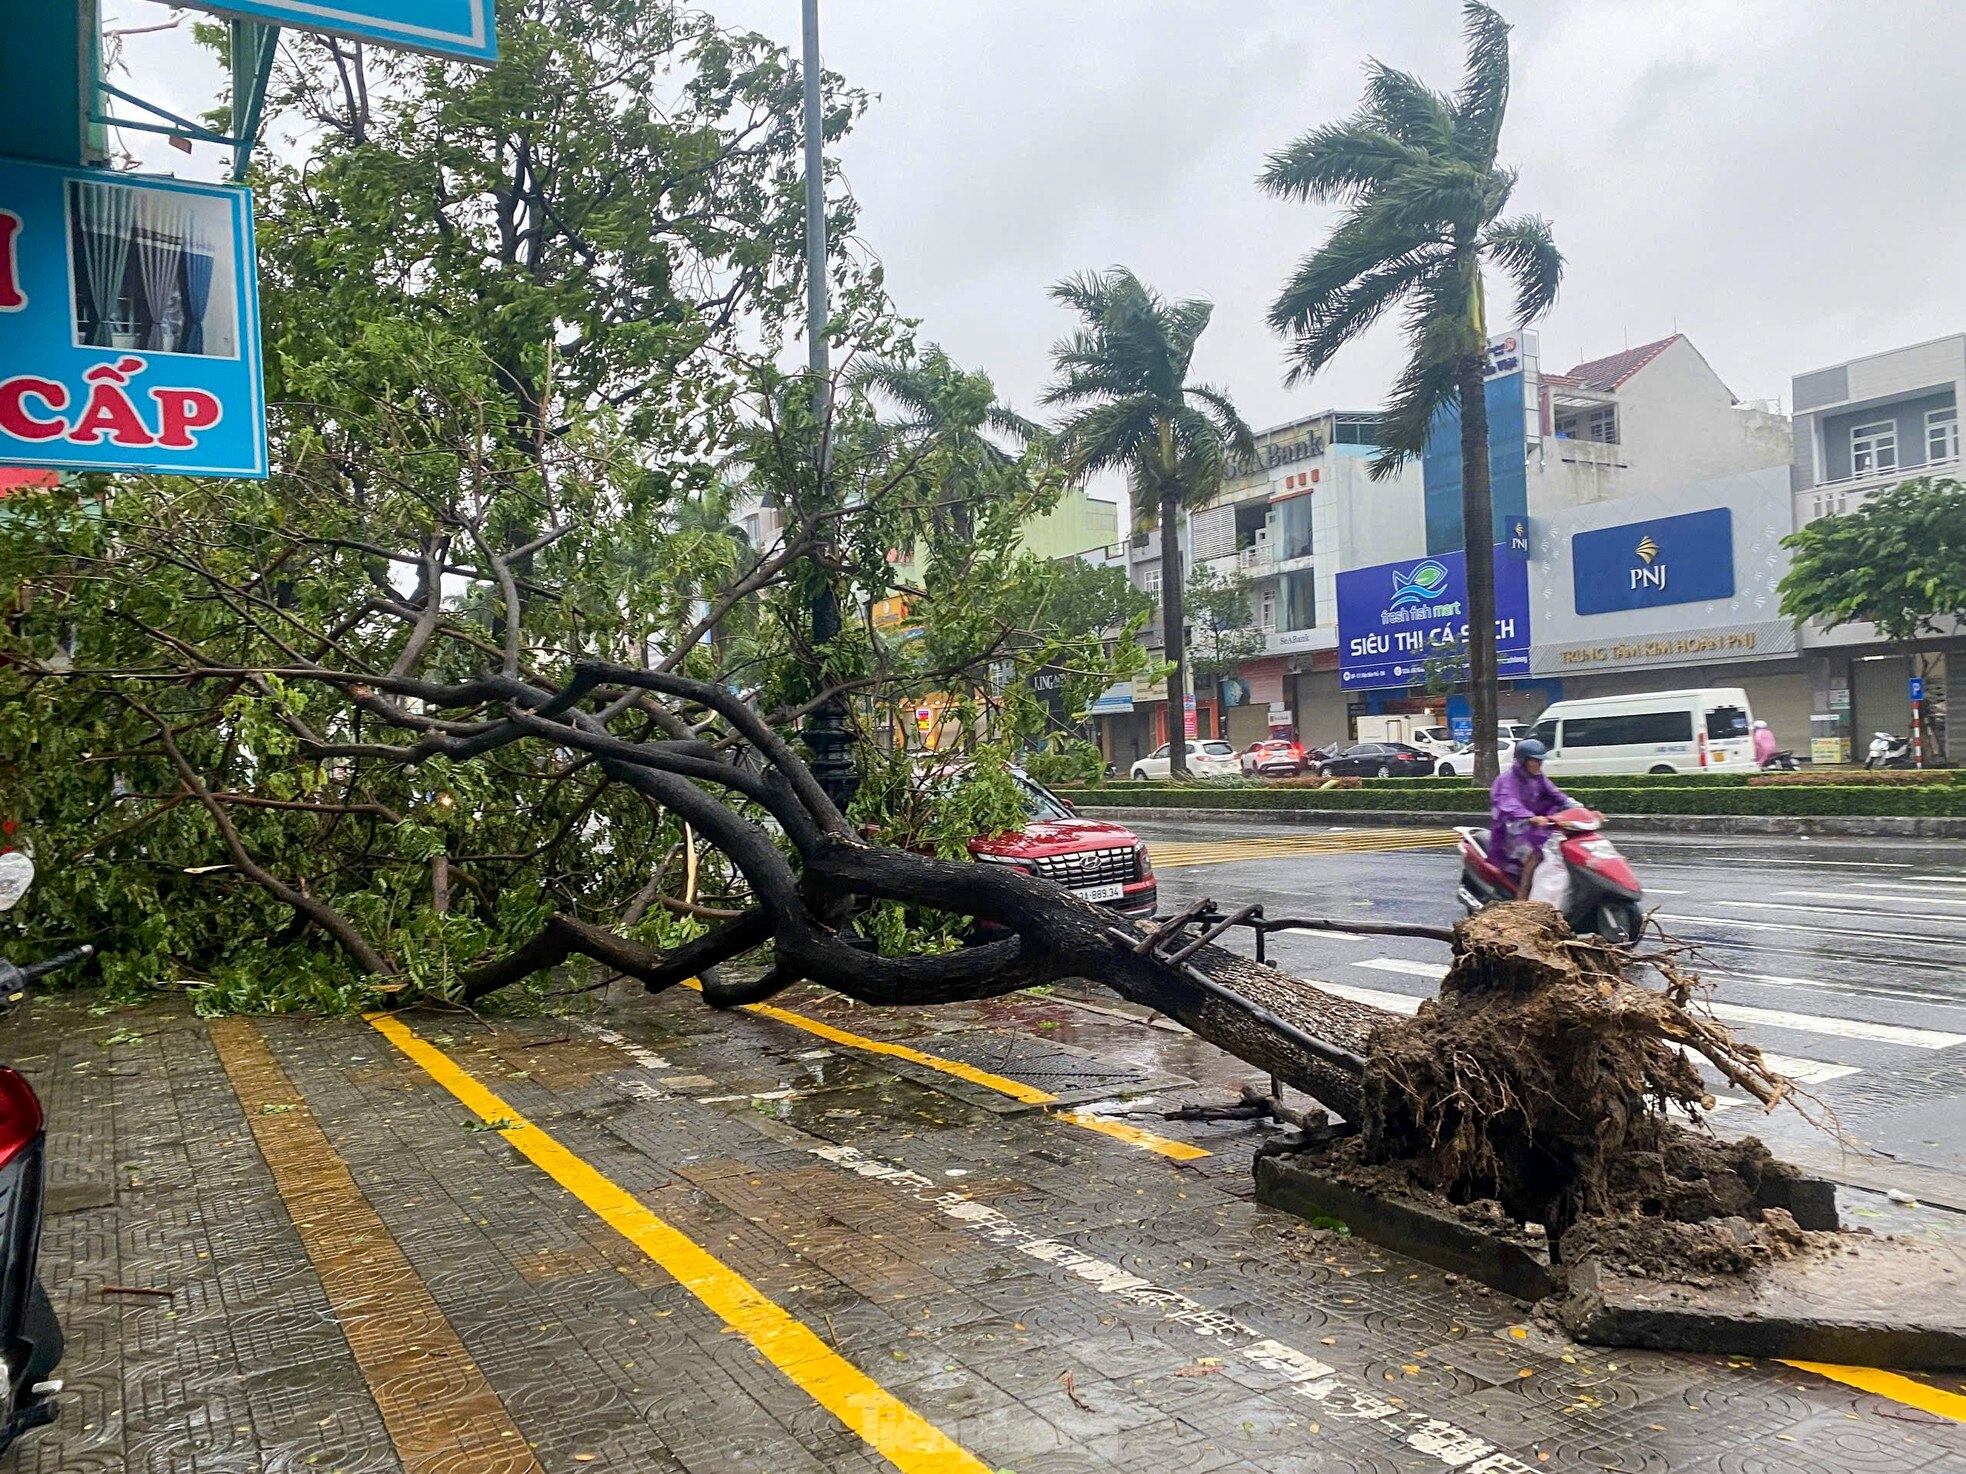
[{"x1": 112, "y1": 1, "x2": 1966, "y2": 455}]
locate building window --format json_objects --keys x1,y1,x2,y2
[
  {"x1": 1279, "y1": 570, "x2": 1316, "y2": 631},
  {"x1": 1332, "y1": 416, "x2": 1380, "y2": 445},
  {"x1": 1851, "y1": 420, "x2": 1898, "y2": 477},
  {"x1": 1273, "y1": 495, "x2": 1314, "y2": 560},
  {"x1": 1554, "y1": 405, "x2": 1617, "y2": 443},
  {"x1": 1928, "y1": 407, "x2": 1959, "y2": 465},
  {"x1": 1141, "y1": 568, "x2": 1161, "y2": 603}
]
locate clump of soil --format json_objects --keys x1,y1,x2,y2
[{"x1": 1354, "y1": 904, "x2": 1805, "y2": 1278}]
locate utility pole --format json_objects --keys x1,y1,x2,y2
[{"x1": 798, "y1": 0, "x2": 856, "y2": 811}]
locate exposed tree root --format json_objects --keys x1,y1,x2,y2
[{"x1": 1351, "y1": 903, "x2": 1827, "y2": 1276}]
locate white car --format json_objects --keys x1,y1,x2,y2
[
  {"x1": 1130, "y1": 740, "x2": 1241, "y2": 781},
  {"x1": 1407, "y1": 726, "x2": 1459, "y2": 761},
  {"x1": 1434, "y1": 739, "x2": 1516, "y2": 778}
]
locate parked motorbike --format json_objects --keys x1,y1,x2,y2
[
  {"x1": 1454, "y1": 806, "x2": 1647, "y2": 944},
  {"x1": 0, "y1": 846, "x2": 92, "y2": 1456},
  {"x1": 1757, "y1": 749, "x2": 1800, "y2": 772},
  {"x1": 1865, "y1": 731, "x2": 1914, "y2": 769}
]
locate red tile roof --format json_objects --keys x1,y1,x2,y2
[{"x1": 1563, "y1": 334, "x2": 1682, "y2": 391}]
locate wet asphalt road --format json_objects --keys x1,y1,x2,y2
[{"x1": 1135, "y1": 818, "x2": 1966, "y2": 1199}]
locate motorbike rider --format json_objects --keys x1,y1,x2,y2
[
  {"x1": 1488, "y1": 738, "x2": 1578, "y2": 900},
  {"x1": 1752, "y1": 719, "x2": 1780, "y2": 769}
]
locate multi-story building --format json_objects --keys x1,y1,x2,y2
[
  {"x1": 1789, "y1": 334, "x2": 1965, "y2": 757},
  {"x1": 1339, "y1": 331, "x2": 1811, "y2": 742},
  {"x1": 1092, "y1": 410, "x2": 1427, "y2": 764}
]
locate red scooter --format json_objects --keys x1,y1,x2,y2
[
  {"x1": 1454, "y1": 805, "x2": 1647, "y2": 944},
  {"x1": 0, "y1": 844, "x2": 91, "y2": 1454}
]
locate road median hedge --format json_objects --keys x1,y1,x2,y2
[{"x1": 1064, "y1": 782, "x2": 1966, "y2": 818}]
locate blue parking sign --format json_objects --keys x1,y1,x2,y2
[
  {"x1": 1911, "y1": 676, "x2": 1926, "y2": 703},
  {"x1": 0, "y1": 159, "x2": 266, "y2": 479}
]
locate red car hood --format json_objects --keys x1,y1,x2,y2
[{"x1": 969, "y1": 817, "x2": 1140, "y2": 859}]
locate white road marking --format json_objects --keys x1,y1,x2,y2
[
  {"x1": 1707, "y1": 899, "x2": 1966, "y2": 927},
  {"x1": 1701, "y1": 1000, "x2": 1965, "y2": 1050},
  {"x1": 584, "y1": 1024, "x2": 673, "y2": 1072},
  {"x1": 812, "y1": 1142, "x2": 1539, "y2": 1474},
  {"x1": 1317, "y1": 977, "x2": 1426, "y2": 1013},
  {"x1": 1774, "y1": 888, "x2": 1966, "y2": 909},
  {"x1": 1673, "y1": 1043, "x2": 1858, "y2": 1086},
  {"x1": 1642, "y1": 857, "x2": 1914, "y2": 871},
  {"x1": 1352, "y1": 957, "x2": 1964, "y2": 1050},
  {"x1": 1355, "y1": 958, "x2": 1447, "y2": 983},
  {"x1": 1642, "y1": 887, "x2": 1689, "y2": 895},
  {"x1": 1659, "y1": 911, "x2": 1966, "y2": 947},
  {"x1": 1710, "y1": 969, "x2": 1966, "y2": 1010}
]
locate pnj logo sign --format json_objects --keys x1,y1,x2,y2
[
  {"x1": 1630, "y1": 534, "x2": 1665, "y2": 591},
  {"x1": 1573, "y1": 509, "x2": 1734, "y2": 616},
  {"x1": 0, "y1": 159, "x2": 265, "y2": 479}
]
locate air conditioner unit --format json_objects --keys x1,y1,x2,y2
[{"x1": 1253, "y1": 528, "x2": 1270, "y2": 547}]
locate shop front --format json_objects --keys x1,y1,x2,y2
[{"x1": 1526, "y1": 471, "x2": 1813, "y2": 746}]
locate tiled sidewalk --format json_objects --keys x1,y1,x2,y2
[{"x1": 5, "y1": 985, "x2": 1962, "y2": 1473}]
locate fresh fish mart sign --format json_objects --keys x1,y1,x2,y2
[{"x1": 0, "y1": 160, "x2": 266, "y2": 479}]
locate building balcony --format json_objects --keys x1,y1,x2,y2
[{"x1": 1554, "y1": 438, "x2": 1624, "y2": 468}]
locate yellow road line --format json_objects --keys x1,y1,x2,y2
[
  {"x1": 211, "y1": 1019, "x2": 544, "y2": 1474},
  {"x1": 1780, "y1": 1360, "x2": 1966, "y2": 1423},
  {"x1": 366, "y1": 1013, "x2": 993, "y2": 1474},
  {"x1": 1053, "y1": 1109, "x2": 1210, "y2": 1160},
  {"x1": 677, "y1": 980, "x2": 1209, "y2": 1161}
]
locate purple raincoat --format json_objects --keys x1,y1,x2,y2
[{"x1": 1488, "y1": 763, "x2": 1577, "y2": 878}]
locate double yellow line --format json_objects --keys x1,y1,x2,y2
[{"x1": 367, "y1": 1014, "x2": 995, "y2": 1473}]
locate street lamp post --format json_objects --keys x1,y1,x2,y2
[{"x1": 798, "y1": 0, "x2": 856, "y2": 812}]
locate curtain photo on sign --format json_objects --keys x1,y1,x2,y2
[{"x1": 67, "y1": 178, "x2": 240, "y2": 359}]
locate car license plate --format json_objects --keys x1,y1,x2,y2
[{"x1": 1073, "y1": 882, "x2": 1125, "y2": 903}]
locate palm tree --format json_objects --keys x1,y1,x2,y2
[
  {"x1": 1043, "y1": 268, "x2": 1254, "y2": 778},
  {"x1": 850, "y1": 346, "x2": 1043, "y2": 545},
  {"x1": 1259, "y1": 1, "x2": 1560, "y2": 783}
]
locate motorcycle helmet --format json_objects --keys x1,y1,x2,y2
[
  {"x1": 1513, "y1": 738, "x2": 1548, "y2": 762},
  {"x1": 1753, "y1": 720, "x2": 1768, "y2": 730}
]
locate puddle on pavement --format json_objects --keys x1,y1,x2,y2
[{"x1": 763, "y1": 1074, "x2": 998, "y2": 1140}]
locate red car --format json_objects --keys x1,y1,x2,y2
[
  {"x1": 1240, "y1": 738, "x2": 1306, "y2": 777},
  {"x1": 969, "y1": 772, "x2": 1156, "y2": 920}
]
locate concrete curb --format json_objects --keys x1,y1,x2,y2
[{"x1": 1073, "y1": 804, "x2": 1966, "y2": 839}]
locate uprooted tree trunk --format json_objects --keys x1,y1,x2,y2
[
  {"x1": 405, "y1": 659, "x2": 1392, "y2": 1119},
  {"x1": 145, "y1": 654, "x2": 1805, "y2": 1252}
]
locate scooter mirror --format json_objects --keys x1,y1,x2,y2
[{"x1": 0, "y1": 850, "x2": 35, "y2": 912}]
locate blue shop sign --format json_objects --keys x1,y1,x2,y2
[
  {"x1": 186, "y1": 1, "x2": 497, "y2": 62},
  {"x1": 0, "y1": 159, "x2": 265, "y2": 479},
  {"x1": 1572, "y1": 507, "x2": 1734, "y2": 615},
  {"x1": 1336, "y1": 548, "x2": 1531, "y2": 691}
]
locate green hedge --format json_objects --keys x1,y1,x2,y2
[{"x1": 1069, "y1": 783, "x2": 1966, "y2": 818}]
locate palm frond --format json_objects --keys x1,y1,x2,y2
[
  {"x1": 1051, "y1": 395, "x2": 1161, "y2": 478},
  {"x1": 1360, "y1": 62, "x2": 1455, "y2": 150},
  {"x1": 1451, "y1": 1, "x2": 1513, "y2": 166},
  {"x1": 1482, "y1": 214, "x2": 1563, "y2": 324},
  {"x1": 1258, "y1": 122, "x2": 1416, "y2": 204},
  {"x1": 1183, "y1": 383, "x2": 1258, "y2": 461},
  {"x1": 1369, "y1": 321, "x2": 1465, "y2": 478},
  {"x1": 1276, "y1": 250, "x2": 1446, "y2": 386}
]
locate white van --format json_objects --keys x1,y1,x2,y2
[{"x1": 1527, "y1": 688, "x2": 1755, "y2": 775}]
